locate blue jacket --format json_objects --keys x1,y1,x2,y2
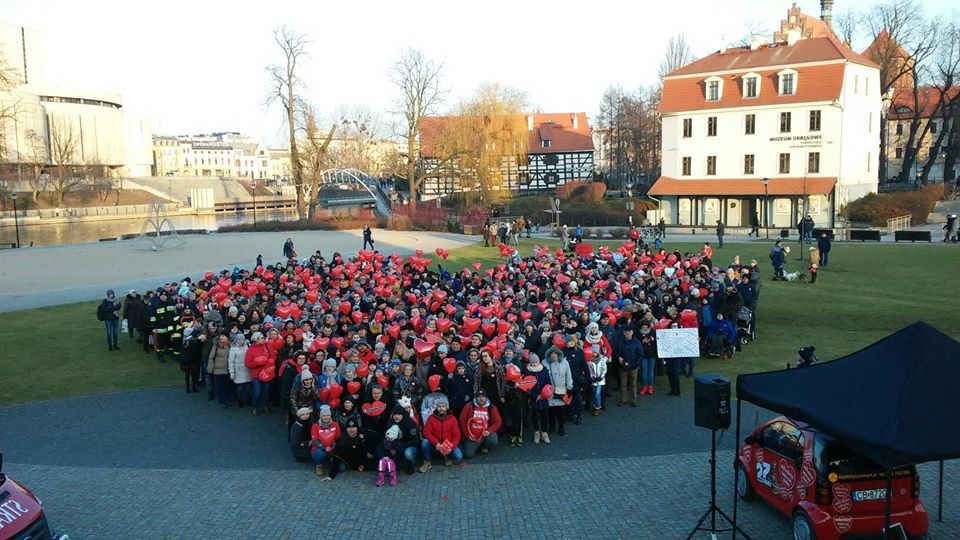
[
  {"x1": 619, "y1": 337, "x2": 642, "y2": 370},
  {"x1": 707, "y1": 318, "x2": 736, "y2": 346},
  {"x1": 817, "y1": 236, "x2": 831, "y2": 253},
  {"x1": 772, "y1": 248, "x2": 785, "y2": 267}
]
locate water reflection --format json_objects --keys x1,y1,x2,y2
[{"x1": 2, "y1": 210, "x2": 296, "y2": 246}]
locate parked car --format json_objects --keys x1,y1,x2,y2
[
  {"x1": 735, "y1": 417, "x2": 928, "y2": 540},
  {"x1": 0, "y1": 453, "x2": 67, "y2": 540}
]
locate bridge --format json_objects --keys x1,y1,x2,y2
[{"x1": 318, "y1": 168, "x2": 392, "y2": 217}]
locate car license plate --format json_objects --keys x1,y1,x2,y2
[{"x1": 852, "y1": 488, "x2": 888, "y2": 501}]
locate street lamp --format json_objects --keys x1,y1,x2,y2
[
  {"x1": 762, "y1": 177, "x2": 770, "y2": 240},
  {"x1": 252, "y1": 180, "x2": 258, "y2": 230},
  {"x1": 10, "y1": 192, "x2": 21, "y2": 248}
]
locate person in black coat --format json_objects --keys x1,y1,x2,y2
[
  {"x1": 97, "y1": 289, "x2": 121, "y2": 351},
  {"x1": 382, "y1": 406, "x2": 420, "y2": 475},
  {"x1": 289, "y1": 408, "x2": 315, "y2": 462},
  {"x1": 817, "y1": 233, "x2": 832, "y2": 266},
  {"x1": 564, "y1": 335, "x2": 590, "y2": 425},
  {"x1": 323, "y1": 419, "x2": 380, "y2": 482}
]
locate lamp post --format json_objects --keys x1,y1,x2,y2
[
  {"x1": 762, "y1": 177, "x2": 770, "y2": 240},
  {"x1": 11, "y1": 192, "x2": 21, "y2": 248},
  {"x1": 252, "y1": 180, "x2": 258, "y2": 230}
]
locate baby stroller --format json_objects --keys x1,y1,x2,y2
[{"x1": 736, "y1": 306, "x2": 754, "y2": 347}]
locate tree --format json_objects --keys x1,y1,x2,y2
[
  {"x1": 918, "y1": 18, "x2": 960, "y2": 184},
  {"x1": 390, "y1": 48, "x2": 444, "y2": 209},
  {"x1": 330, "y1": 106, "x2": 379, "y2": 172},
  {"x1": 595, "y1": 86, "x2": 662, "y2": 190},
  {"x1": 0, "y1": 45, "x2": 22, "y2": 171},
  {"x1": 833, "y1": 9, "x2": 861, "y2": 46},
  {"x1": 48, "y1": 115, "x2": 82, "y2": 204},
  {"x1": 23, "y1": 128, "x2": 48, "y2": 204},
  {"x1": 659, "y1": 34, "x2": 696, "y2": 79},
  {"x1": 266, "y1": 27, "x2": 309, "y2": 220},
  {"x1": 299, "y1": 105, "x2": 335, "y2": 219}
]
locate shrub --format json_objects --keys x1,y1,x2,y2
[
  {"x1": 580, "y1": 227, "x2": 592, "y2": 239},
  {"x1": 609, "y1": 227, "x2": 627, "y2": 239},
  {"x1": 843, "y1": 184, "x2": 944, "y2": 226},
  {"x1": 388, "y1": 214, "x2": 412, "y2": 230},
  {"x1": 556, "y1": 181, "x2": 607, "y2": 203}
]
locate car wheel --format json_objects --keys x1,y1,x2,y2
[
  {"x1": 792, "y1": 511, "x2": 817, "y2": 540},
  {"x1": 735, "y1": 462, "x2": 755, "y2": 501}
]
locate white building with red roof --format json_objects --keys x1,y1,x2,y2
[
  {"x1": 649, "y1": 4, "x2": 880, "y2": 229},
  {"x1": 418, "y1": 112, "x2": 594, "y2": 198}
]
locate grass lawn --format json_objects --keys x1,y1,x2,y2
[{"x1": 1, "y1": 238, "x2": 958, "y2": 405}]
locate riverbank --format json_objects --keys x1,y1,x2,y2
[{"x1": 0, "y1": 229, "x2": 477, "y2": 312}]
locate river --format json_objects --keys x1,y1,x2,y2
[{"x1": 1, "y1": 209, "x2": 297, "y2": 246}]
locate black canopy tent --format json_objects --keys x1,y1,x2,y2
[{"x1": 731, "y1": 321, "x2": 960, "y2": 538}]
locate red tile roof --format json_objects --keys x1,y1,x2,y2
[
  {"x1": 888, "y1": 86, "x2": 960, "y2": 120},
  {"x1": 648, "y1": 176, "x2": 836, "y2": 196},
  {"x1": 660, "y1": 63, "x2": 846, "y2": 113},
  {"x1": 419, "y1": 112, "x2": 593, "y2": 157},
  {"x1": 666, "y1": 36, "x2": 876, "y2": 78}
]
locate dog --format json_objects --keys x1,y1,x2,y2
[{"x1": 783, "y1": 271, "x2": 807, "y2": 282}]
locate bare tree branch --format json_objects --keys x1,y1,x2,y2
[{"x1": 266, "y1": 26, "x2": 310, "y2": 219}]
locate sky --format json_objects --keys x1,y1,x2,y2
[{"x1": 3, "y1": 0, "x2": 955, "y2": 146}]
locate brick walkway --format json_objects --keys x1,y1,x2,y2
[{"x1": 2, "y1": 389, "x2": 957, "y2": 538}]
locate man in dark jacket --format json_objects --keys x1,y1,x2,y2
[
  {"x1": 384, "y1": 405, "x2": 420, "y2": 474},
  {"x1": 122, "y1": 290, "x2": 143, "y2": 341},
  {"x1": 97, "y1": 289, "x2": 121, "y2": 351},
  {"x1": 564, "y1": 334, "x2": 589, "y2": 424},
  {"x1": 323, "y1": 419, "x2": 379, "y2": 482},
  {"x1": 617, "y1": 326, "x2": 642, "y2": 407},
  {"x1": 817, "y1": 233, "x2": 832, "y2": 266},
  {"x1": 289, "y1": 407, "x2": 315, "y2": 462}
]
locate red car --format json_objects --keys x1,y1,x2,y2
[
  {"x1": 0, "y1": 453, "x2": 68, "y2": 540},
  {"x1": 735, "y1": 417, "x2": 929, "y2": 540}
]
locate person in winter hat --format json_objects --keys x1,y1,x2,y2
[
  {"x1": 384, "y1": 404, "x2": 420, "y2": 475},
  {"x1": 459, "y1": 389, "x2": 503, "y2": 459},
  {"x1": 796, "y1": 346, "x2": 818, "y2": 368},
  {"x1": 522, "y1": 352, "x2": 552, "y2": 444},
  {"x1": 420, "y1": 395, "x2": 462, "y2": 471},
  {"x1": 310, "y1": 405, "x2": 341, "y2": 478}
]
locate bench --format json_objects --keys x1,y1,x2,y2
[
  {"x1": 850, "y1": 229, "x2": 881, "y2": 242},
  {"x1": 812, "y1": 228, "x2": 835, "y2": 240},
  {"x1": 894, "y1": 230, "x2": 932, "y2": 243}
]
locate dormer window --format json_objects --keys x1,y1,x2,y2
[
  {"x1": 705, "y1": 76, "x2": 723, "y2": 101},
  {"x1": 541, "y1": 139, "x2": 551, "y2": 149},
  {"x1": 742, "y1": 72, "x2": 760, "y2": 98},
  {"x1": 778, "y1": 69, "x2": 798, "y2": 96}
]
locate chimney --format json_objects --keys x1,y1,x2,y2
[
  {"x1": 526, "y1": 115, "x2": 534, "y2": 131},
  {"x1": 750, "y1": 34, "x2": 765, "y2": 51},
  {"x1": 571, "y1": 113, "x2": 579, "y2": 130},
  {"x1": 821, "y1": 0, "x2": 834, "y2": 29}
]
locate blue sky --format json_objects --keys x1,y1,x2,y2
[{"x1": 3, "y1": 0, "x2": 955, "y2": 144}]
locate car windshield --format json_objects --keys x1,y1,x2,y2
[{"x1": 814, "y1": 435, "x2": 912, "y2": 478}]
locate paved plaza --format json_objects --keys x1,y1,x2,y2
[{"x1": 1, "y1": 386, "x2": 958, "y2": 539}]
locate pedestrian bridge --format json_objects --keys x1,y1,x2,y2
[{"x1": 318, "y1": 168, "x2": 391, "y2": 217}]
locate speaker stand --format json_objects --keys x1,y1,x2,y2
[{"x1": 686, "y1": 429, "x2": 751, "y2": 540}]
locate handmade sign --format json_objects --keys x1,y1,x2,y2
[{"x1": 655, "y1": 328, "x2": 700, "y2": 358}]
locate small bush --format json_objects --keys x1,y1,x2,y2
[
  {"x1": 556, "y1": 181, "x2": 607, "y2": 203},
  {"x1": 388, "y1": 214, "x2": 412, "y2": 230},
  {"x1": 609, "y1": 227, "x2": 627, "y2": 239},
  {"x1": 844, "y1": 184, "x2": 944, "y2": 226},
  {"x1": 580, "y1": 227, "x2": 592, "y2": 239}
]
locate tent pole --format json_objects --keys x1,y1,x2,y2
[
  {"x1": 938, "y1": 460, "x2": 944, "y2": 522},
  {"x1": 732, "y1": 398, "x2": 742, "y2": 540},
  {"x1": 884, "y1": 467, "x2": 893, "y2": 539}
]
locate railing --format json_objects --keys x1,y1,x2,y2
[{"x1": 886, "y1": 214, "x2": 912, "y2": 235}]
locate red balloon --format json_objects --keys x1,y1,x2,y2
[
  {"x1": 374, "y1": 311, "x2": 384, "y2": 323},
  {"x1": 413, "y1": 338, "x2": 436, "y2": 359},
  {"x1": 258, "y1": 365, "x2": 276, "y2": 382},
  {"x1": 313, "y1": 337, "x2": 330, "y2": 353},
  {"x1": 331, "y1": 337, "x2": 344, "y2": 350},
  {"x1": 329, "y1": 383, "x2": 343, "y2": 399},
  {"x1": 386, "y1": 324, "x2": 400, "y2": 339},
  {"x1": 497, "y1": 320, "x2": 511, "y2": 335},
  {"x1": 428, "y1": 374, "x2": 442, "y2": 392},
  {"x1": 436, "y1": 319, "x2": 453, "y2": 333},
  {"x1": 318, "y1": 430, "x2": 337, "y2": 448},
  {"x1": 328, "y1": 398, "x2": 341, "y2": 410},
  {"x1": 505, "y1": 363, "x2": 521, "y2": 382},
  {"x1": 443, "y1": 357, "x2": 457, "y2": 374},
  {"x1": 306, "y1": 290, "x2": 318, "y2": 304},
  {"x1": 552, "y1": 333, "x2": 566, "y2": 348},
  {"x1": 539, "y1": 384, "x2": 553, "y2": 400},
  {"x1": 319, "y1": 388, "x2": 330, "y2": 403},
  {"x1": 472, "y1": 262, "x2": 482, "y2": 271},
  {"x1": 347, "y1": 381, "x2": 361, "y2": 395},
  {"x1": 351, "y1": 311, "x2": 364, "y2": 324},
  {"x1": 356, "y1": 363, "x2": 370, "y2": 379},
  {"x1": 516, "y1": 376, "x2": 537, "y2": 392},
  {"x1": 362, "y1": 400, "x2": 387, "y2": 417},
  {"x1": 339, "y1": 303, "x2": 352, "y2": 315},
  {"x1": 203, "y1": 271, "x2": 214, "y2": 281},
  {"x1": 376, "y1": 373, "x2": 390, "y2": 389},
  {"x1": 481, "y1": 322, "x2": 496, "y2": 337},
  {"x1": 462, "y1": 318, "x2": 481, "y2": 335}
]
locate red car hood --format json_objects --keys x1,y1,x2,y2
[{"x1": 0, "y1": 476, "x2": 44, "y2": 539}]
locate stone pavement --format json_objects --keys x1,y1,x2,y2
[
  {"x1": 2, "y1": 386, "x2": 957, "y2": 538},
  {"x1": 0, "y1": 230, "x2": 476, "y2": 313}
]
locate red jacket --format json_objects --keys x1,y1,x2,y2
[
  {"x1": 459, "y1": 401, "x2": 503, "y2": 442},
  {"x1": 311, "y1": 421, "x2": 341, "y2": 450},
  {"x1": 423, "y1": 411, "x2": 461, "y2": 447},
  {"x1": 244, "y1": 343, "x2": 275, "y2": 379}
]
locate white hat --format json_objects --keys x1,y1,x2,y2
[
  {"x1": 386, "y1": 425, "x2": 401, "y2": 441},
  {"x1": 300, "y1": 368, "x2": 314, "y2": 381}
]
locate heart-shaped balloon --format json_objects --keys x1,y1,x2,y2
[
  {"x1": 413, "y1": 338, "x2": 436, "y2": 359},
  {"x1": 481, "y1": 322, "x2": 496, "y2": 337},
  {"x1": 362, "y1": 400, "x2": 387, "y2": 417},
  {"x1": 443, "y1": 357, "x2": 457, "y2": 374},
  {"x1": 339, "y1": 303, "x2": 352, "y2": 315},
  {"x1": 347, "y1": 381, "x2": 361, "y2": 395},
  {"x1": 444, "y1": 304, "x2": 458, "y2": 317},
  {"x1": 505, "y1": 363, "x2": 521, "y2": 382},
  {"x1": 428, "y1": 374, "x2": 442, "y2": 392},
  {"x1": 332, "y1": 337, "x2": 344, "y2": 350},
  {"x1": 539, "y1": 384, "x2": 553, "y2": 400},
  {"x1": 515, "y1": 376, "x2": 537, "y2": 392},
  {"x1": 356, "y1": 363, "x2": 370, "y2": 379},
  {"x1": 376, "y1": 373, "x2": 390, "y2": 389},
  {"x1": 318, "y1": 430, "x2": 337, "y2": 448},
  {"x1": 329, "y1": 383, "x2": 343, "y2": 399},
  {"x1": 436, "y1": 319, "x2": 453, "y2": 333},
  {"x1": 385, "y1": 307, "x2": 397, "y2": 320},
  {"x1": 462, "y1": 317, "x2": 481, "y2": 335},
  {"x1": 386, "y1": 324, "x2": 400, "y2": 339},
  {"x1": 497, "y1": 320, "x2": 511, "y2": 334}
]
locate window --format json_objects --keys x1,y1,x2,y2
[
  {"x1": 930, "y1": 121, "x2": 938, "y2": 134},
  {"x1": 707, "y1": 116, "x2": 717, "y2": 136},
  {"x1": 780, "y1": 72, "x2": 795, "y2": 95},
  {"x1": 808, "y1": 152, "x2": 820, "y2": 173},
  {"x1": 895, "y1": 147, "x2": 904, "y2": 159},
  {"x1": 745, "y1": 114, "x2": 756, "y2": 135},
  {"x1": 896, "y1": 122, "x2": 904, "y2": 135},
  {"x1": 707, "y1": 80, "x2": 720, "y2": 101},
  {"x1": 745, "y1": 77, "x2": 758, "y2": 98},
  {"x1": 682, "y1": 157, "x2": 692, "y2": 176},
  {"x1": 541, "y1": 139, "x2": 551, "y2": 148},
  {"x1": 779, "y1": 153, "x2": 791, "y2": 174},
  {"x1": 682, "y1": 118, "x2": 692, "y2": 138},
  {"x1": 854, "y1": 74, "x2": 859, "y2": 94},
  {"x1": 809, "y1": 110, "x2": 821, "y2": 131},
  {"x1": 744, "y1": 154, "x2": 755, "y2": 174},
  {"x1": 865, "y1": 77, "x2": 870, "y2": 95},
  {"x1": 706, "y1": 156, "x2": 717, "y2": 175},
  {"x1": 780, "y1": 112, "x2": 792, "y2": 133},
  {"x1": 868, "y1": 112, "x2": 873, "y2": 133}
]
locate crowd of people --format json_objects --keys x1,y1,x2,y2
[{"x1": 108, "y1": 234, "x2": 765, "y2": 485}]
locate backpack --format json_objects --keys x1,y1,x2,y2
[{"x1": 96, "y1": 303, "x2": 107, "y2": 321}]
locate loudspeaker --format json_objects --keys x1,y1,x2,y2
[{"x1": 694, "y1": 374, "x2": 731, "y2": 430}]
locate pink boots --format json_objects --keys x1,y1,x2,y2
[{"x1": 376, "y1": 457, "x2": 397, "y2": 487}]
